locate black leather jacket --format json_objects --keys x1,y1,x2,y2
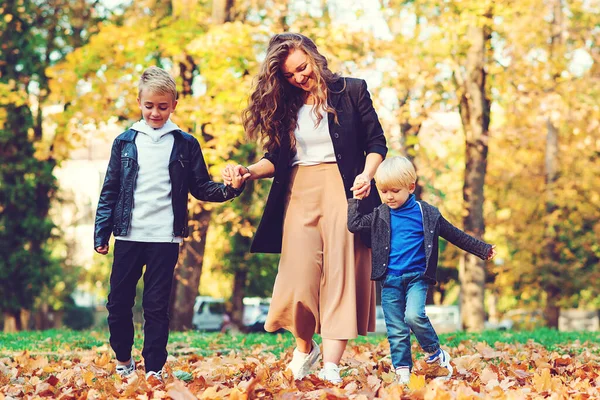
[{"x1": 94, "y1": 129, "x2": 242, "y2": 248}]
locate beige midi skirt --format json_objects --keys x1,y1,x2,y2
[{"x1": 264, "y1": 163, "x2": 376, "y2": 340}]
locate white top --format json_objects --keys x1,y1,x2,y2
[
  {"x1": 290, "y1": 104, "x2": 336, "y2": 166},
  {"x1": 115, "y1": 119, "x2": 183, "y2": 243}
]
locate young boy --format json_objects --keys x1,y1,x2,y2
[
  {"x1": 94, "y1": 66, "x2": 244, "y2": 382},
  {"x1": 347, "y1": 156, "x2": 496, "y2": 385}
]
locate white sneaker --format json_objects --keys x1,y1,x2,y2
[
  {"x1": 115, "y1": 359, "x2": 135, "y2": 377},
  {"x1": 318, "y1": 362, "x2": 342, "y2": 384},
  {"x1": 395, "y1": 366, "x2": 410, "y2": 385},
  {"x1": 287, "y1": 339, "x2": 320, "y2": 380},
  {"x1": 145, "y1": 369, "x2": 164, "y2": 383},
  {"x1": 426, "y1": 348, "x2": 453, "y2": 377}
]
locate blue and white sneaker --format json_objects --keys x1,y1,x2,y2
[
  {"x1": 115, "y1": 359, "x2": 135, "y2": 377},
  {"x1": 426, "y1": 348, "x2": 453, "y2": 377}
]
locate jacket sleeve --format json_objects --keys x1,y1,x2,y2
[
  {"x1": 438, "y1": 216, "x2": 493, "y2": 260},
  {"x1": 261, "y1": 147, "x2": 279, "y2": 168},
  {"x1": 188, "y1": 138, "x2": 244, "y2": 202},
  {"x1": 94, "y1": 139, "x2": 121, "y2": 248},
  {"x1": 356, "y1": 79, "x2": 387, "y2": 158},
  {"x1": 347, "y1": 198, "x2": 375, "y2": 233}
]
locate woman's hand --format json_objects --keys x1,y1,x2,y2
[
  {"x1": 222, "y1": 164, "x2": 252, "y2": 187},
  {"x1": 350, "y1": 172, "x2": 372, "y2": 199}
]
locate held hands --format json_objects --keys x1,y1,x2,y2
[
  {"x1": 487, "y1": 245, "x2": 497, "y2": 261},
  {"x1": 351, "y1": 172, "x2": 371, "y2": 200},
  {"x1": 222, "y1": 164, "x2": 252, "y2": 189}
]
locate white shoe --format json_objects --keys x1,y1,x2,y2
[
  {"x1": 115, "y1": 359, "x2": 135, "y2": 377},
  {"x1": 318, "y1": 362, "x2": 342, "y2": 384},
  {"x1": 395, "y1": 366, "x2": 410, "y2": 385},
  {"x1": 145, "y1": 369, "x2": 164, "y2": 383},
  {"x1": 287, "y1": 339, "x2": 320, "y2": 380},
  {"x1": 427, "y1": 348, "x2": 453, "y2": 377}
]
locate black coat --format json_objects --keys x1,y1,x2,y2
[
  {"x1": 347, "y1": 198, "x2": 493, "y2": 284},
  {"x1": 94, "y1": 129, "x2": 243, "y2": 249},
  {"x1": 250, "y1": 77, "x2": 388, "y2": 253}
]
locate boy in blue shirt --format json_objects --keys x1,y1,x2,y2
[{"x1": 348, "y1": 156, "x2": 496, "y2": 384}]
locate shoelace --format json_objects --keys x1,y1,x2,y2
[
  {"x1": 116, "y1": 360, "x2": 134, "y2": 375},
  {"x1": 146, "y1": 370, "x2": 163, "y2": 381}
]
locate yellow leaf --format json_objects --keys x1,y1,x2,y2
[
  {"x1": 479, "y1": 366, "x2": 498, "y2": 385},
  {"x1": 532, "y1": 368, "x2": 552, "y2": 392},
  {"x1": 408, "y1": 373, "x2": 426, "y2": 391},
  {"x1": 95, "y1": 353, "x2": 110, "y2": 367},
  {"x1": 166, "y1": 380, "x2": 197, "y2": 400},
  {"x1": 82, "y1": 369, "x2": 95, "y2": 387},
  {"x1": 200, "y1": 386, "x2": 220, "y2": 399},
  {"x1": 228, "y1": 388, "x2": 247, "y2": 400}
]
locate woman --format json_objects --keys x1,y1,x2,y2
[{"x1": 223, "y1": 33, "x2": 387, "y2": 383}]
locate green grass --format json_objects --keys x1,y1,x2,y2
[
  {"x1": 0, "y1": 328, "x2": 598, "y2": 357},
  {"x1": 441, "y1": 328, "x2": 600, "y2": 353}
]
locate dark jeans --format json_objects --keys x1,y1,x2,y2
[
  {"x1": 381, "y1": 271, "x2": 440, "y2": 369},
  {"x1": 106, "y1": 240, "x2": 179, "y2": 372}
]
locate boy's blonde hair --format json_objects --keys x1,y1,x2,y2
[
  {"x1": 375, "y1": 156, "x2": 417, "y2": 190},
  {"x1": 138, "y1": 66, "x2": 178, "y2": 101}
]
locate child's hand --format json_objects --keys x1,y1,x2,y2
[
  {"x1": 228, "y1": 165, "x2": 244, "y2": 189},
  {"x1": 95, "y1": 245, "x2": 109, "y2": 255},
  {"x1": 222, "y1": 164, "x2": 251, "y2": 187},
  {"x1": 222, "y1": 164, "x2": 235, "y2": 186},
  {"x1": 487, "y1": 245, "x2": 497, "y2": 260},
  {"x1": 353, "y1": 188, "x2": 366, "y2": 200}
]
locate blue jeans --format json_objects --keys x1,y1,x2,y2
[{"x1": 381, "y1": 271, "x2": 440, "y2": 369}]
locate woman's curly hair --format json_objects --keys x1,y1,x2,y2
[{"x1": 242, "y1": 33, "x2": 340, "y2": 154}]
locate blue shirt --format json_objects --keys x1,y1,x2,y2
[{"x1": 387, "y1": 194, "x2": 427, "y2": 275}]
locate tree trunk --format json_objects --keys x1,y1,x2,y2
[
  {"x1": 542, "y1": 0, "x2": 563, "y2": 330},
  {"x1": 34, "y1": 303, "x2": 53, "y2": 330},
  {"x1": 457, "y1": 22, "x2": 491, "y2": 332},
  {"x1": 230, "y1": 269, "x2": 247, "y2": 328},
  {"x1": 544, "y1": 283, "x2": 561, "y2": 328},
  {"x1": 3, "y1": 310, "x2": 25, "y2": 332},
  {"x1": 543, "y1": 118, "x2": 560, "y2": 328},
  {"x1": 212, "y1": 0, "x2": 235, "y2": 23},
  {"x1": 486, "y1": 289, "x2": 498, "y2": 324},
  {"x1": 167, "y1": 18, "x2": 213, "y2": 331},
  {"x1": 169, "y1": 209, "x2": 212, "y2": 331}
]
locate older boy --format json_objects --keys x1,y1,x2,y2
[
  {"x1": 94, "y1": 66, "x2": 244, "y2": 382},
  {"x1": 348, "y1": 156, "x2": 496, "y2": 385}
]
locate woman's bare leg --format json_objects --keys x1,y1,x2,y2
[
  {"x1": 322, "y1": 338, "x2": 348, "y2": 364},
  {"x1": 296, "y1": 336, "x2": 314, "y2": 353}
]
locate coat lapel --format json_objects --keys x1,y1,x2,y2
[{"x1": 327, "y1": 78, "x2": 345, "y2": 132}]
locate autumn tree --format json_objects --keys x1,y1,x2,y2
[{"x1": 0, "y1": 0, "x2": 108, "y2": 331}]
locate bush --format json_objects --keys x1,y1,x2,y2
[{"x1": 63, "y1": 305, "x2": 95, "y2": 330}]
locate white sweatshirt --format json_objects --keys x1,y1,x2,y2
[{"x1": 115, "y1": 119, "x2": 183, "y2": 243}]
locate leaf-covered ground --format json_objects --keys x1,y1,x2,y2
[{"x1": 1, "y1": 330, "x2": 599, "y2": 399}]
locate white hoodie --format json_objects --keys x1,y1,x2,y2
[{"x1": 115, "y1": 119, "x2": 183, "y2": 243}]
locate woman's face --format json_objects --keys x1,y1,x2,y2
[{"x1": 281, "y1": 48, "x2": 315, "y2": 92}]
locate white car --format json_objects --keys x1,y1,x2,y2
[
  {"x1": 191, "y1": 296, "x2": 273, "y2": 332},
  {"x1": 372, "y1": 304, "x2": 463, "y2": 335},
  {"x1": 192, "y1": 296, "x2": 226, "y2": 331}
]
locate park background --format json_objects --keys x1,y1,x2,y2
[
  {"x1": 2, "y1": 0, "x2": 600, "y2": 334},
  {"x1": 2, "y1": 0, "x2": 600, "y2": 398}
]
